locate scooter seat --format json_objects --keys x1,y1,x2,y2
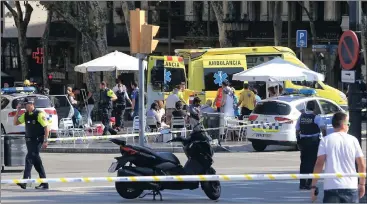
[{"x1": 156, "y1": 152, "x2": 180, "y2": 164}]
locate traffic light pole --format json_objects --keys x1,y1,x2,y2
[{"x1": 137, "y1": 53, "x2": 147, "y2": 146}]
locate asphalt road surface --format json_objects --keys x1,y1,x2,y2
[{"x1": 2, "y1": 141, "x2": 366, "y2": 203}]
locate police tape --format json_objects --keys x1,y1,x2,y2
[
  {"x1": 2, "y1": 173, "x2": 366, "y2": 184},
  {"x1": 47, "y1": 119, "x2": 296, "y2": 142}
]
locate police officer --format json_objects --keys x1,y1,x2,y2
[
  {"x1": 99, "y1": 81, "x2": 118, "y2": 135},
  {"x1": 296, "y1": 100, "x2": 325, "y2": 190},
  {"x1": 114, "y1": 83, "x2": 132, "y2": 131},
  {"x1": 13, "y1": 97, "x2": 50, "y2": 189}
]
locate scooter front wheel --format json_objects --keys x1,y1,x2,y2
[{"x1": 201, "y1": 180, "x2": 221, "y2": 200}]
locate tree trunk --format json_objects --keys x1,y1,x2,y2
[
  {"x1": 272, "y1": 1, "x2": 283, "y2": 46},
  {"x1": 211, "y1": 1, "x2": 232, "y2": 47},
  {"x1": 120, "y1": 1, "x2": 135, "y2": 43},
  {"x1": 18, "y1": 30, "x2": 29, "y2": 80},
  {"x1": 298, "y1": 1, "x2": 318, "y2": 71},
  {"x1": 4, "y1": 1, "x2": 33, "y2": 80},
  {"x1": 42, "y1": 9, "x2": 52, "y2": 88}
]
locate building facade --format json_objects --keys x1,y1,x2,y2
[{"x1": 2, "y1": 1, "x2": 366, "y2": 92}]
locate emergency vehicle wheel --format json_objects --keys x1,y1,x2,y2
[{"x1": 252, "y1": 141, "x2": 267, "y2": 152}]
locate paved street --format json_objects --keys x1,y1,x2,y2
[{"x1": 2, "y1": 142, "x2": 366, "y2": 203}]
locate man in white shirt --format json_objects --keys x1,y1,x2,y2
[
  {"x1": 165, "y1": 86, "x2": 181, "y2": 125},
  {"x1": 311, "y1": 112, "x2": 365, "y2": 203},
  {"x1": 112, "y1": 79, "x2": 127, "y2": 93}
]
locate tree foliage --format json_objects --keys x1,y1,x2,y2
[{"x1": 3, "y1": 1, "x2": 33, "y2": 80}]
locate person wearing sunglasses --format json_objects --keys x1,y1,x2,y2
[
  {"x1": 296, "y1": 100, "x2": 326, "y2": 190},
  {"x1": 310, "y1": 112, "x2": 365, "y2": 203}
]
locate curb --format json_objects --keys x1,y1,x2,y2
[{"x1": 43, "y1": 145, "x2": 230, "y2": 154}]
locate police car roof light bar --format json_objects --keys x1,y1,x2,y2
[{"x1": 1, "y1": 87, "x2": 36, "y2": 94}]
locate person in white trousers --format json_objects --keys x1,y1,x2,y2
[{"x1": 82, "y1": 83, "x2": 95, "y2": 127}]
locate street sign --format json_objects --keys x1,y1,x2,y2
[
  {"x1": 296, "y1": 30, "x2": 308, "y2": 48},
  {"x1": 341, "y1": 70, "x2": 356, "y2": 83},
  {"x1": 312, "y1": 45, "x2": 328, "y2": 52},
  {"x1": 338, "y1": 30, "x2": 360, "y2": 70}
]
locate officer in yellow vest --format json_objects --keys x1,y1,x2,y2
[{"x1": 13, "y1": 97, "x2": 50, "y2": 189}]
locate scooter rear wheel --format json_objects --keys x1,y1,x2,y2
[{"x1": 115, "y1": 182, "x2": 144, "y2": 199}]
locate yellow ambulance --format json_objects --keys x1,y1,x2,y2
[
  {"x1": 175, "y1": 46, "x2": 347, "y2": 110},
  {"x1": 146, "y1": 56, "x2": 188, "y2": 106}
]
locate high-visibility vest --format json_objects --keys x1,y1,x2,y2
[{"x1": 215, "y1": 88, "x2": 223, "y2": 108}]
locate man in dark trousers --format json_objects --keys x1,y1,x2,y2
[
  {"x1": 13, "y1": 97, "x2": 50, "y2": 189},
  {"x1": 114, "y1": 83, "x2": 132, "y2": 131},
  {"x1": 99, "y1": 81, "x2": 118, "y2": 135},
  {"x1": 296, "y1": 100, "x2": 325, "y2": 190}
]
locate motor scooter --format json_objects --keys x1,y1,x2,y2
[{"x1": 107, "y1": 127, "x2": 221, "y2": 201}]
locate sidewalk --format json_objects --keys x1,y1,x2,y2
[{"x1": 44, "y1": 140, "x2": 232, "y2": 153}]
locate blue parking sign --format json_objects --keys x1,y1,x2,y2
[{"x1": 296, "y1": 30, "x2": 308, "y2": 48}]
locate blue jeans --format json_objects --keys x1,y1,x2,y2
[{"x1": 323, "y1": 189, "x2": 359, "y2": 203}]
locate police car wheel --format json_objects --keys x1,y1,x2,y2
[{"x1": 251, "y1": 141, "x2": 267, "y2": 152}]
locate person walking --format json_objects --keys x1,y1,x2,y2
[
  {"x1": 13, "y1": 97, "x2": 50, "y2": 189},
  {"x1": 99, "y1": 81, "x2": 118, "y2": 135},
  {"x1": 310, "y1": 112, "x2": 365, "y2": 203},
  {"x1": 237, "y1": 83, "x2": 256, "y2": 119},
  {"x1": 114, "y1": 83, "x2": 131, "y2": 130},
  {"x1": 296, "y1": 101, "x2": 325, "y2": 190}
]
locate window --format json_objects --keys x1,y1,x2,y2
[
  {"x1": 291, "y1": 81, "x2": 323, "y2": 89},
  {"x1": 2, "y1": 40, "x2": 19, "y2": 70},
  {"x1": 306, "y1": 100, "x2": 321, "y2": 114},
  {"x1": 340, "y1": 1, "x2": 349, "y2": 16},
  {"x1": 318, "y1": 100, "x2": 340, "y2": 115},
  {"x1": 12, "y1": 96, "x2": 53, "y2": 109},
  {"x1": 246, "y1": 55, "x2": 282, "y2": 68},
  {"x1": 1, "y1": 97, "x2": 9, "y2": 110},
  {"x1": 295, "y1": 102, "x2": 305, "y2": 113},
  {"x1": 253, "y1": 101, "x2": 291, "y2": 115},
  {"x1": 203, "y1": 68, "x2": 244, "y2": 91},
  {"x1": 150, "y1": 60, "x2": 186, "y2": 92}
]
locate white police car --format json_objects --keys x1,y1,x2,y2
[
  {"x1": 247, "y1": 88, "x2": 345, "y2": 152},
  {"x1": 1, "y1": 87, "x2": 59, "y2": 137}
]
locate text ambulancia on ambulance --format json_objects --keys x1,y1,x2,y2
[{"x1": 247, "y1": 88, "x2": 345, "y2": 152}]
